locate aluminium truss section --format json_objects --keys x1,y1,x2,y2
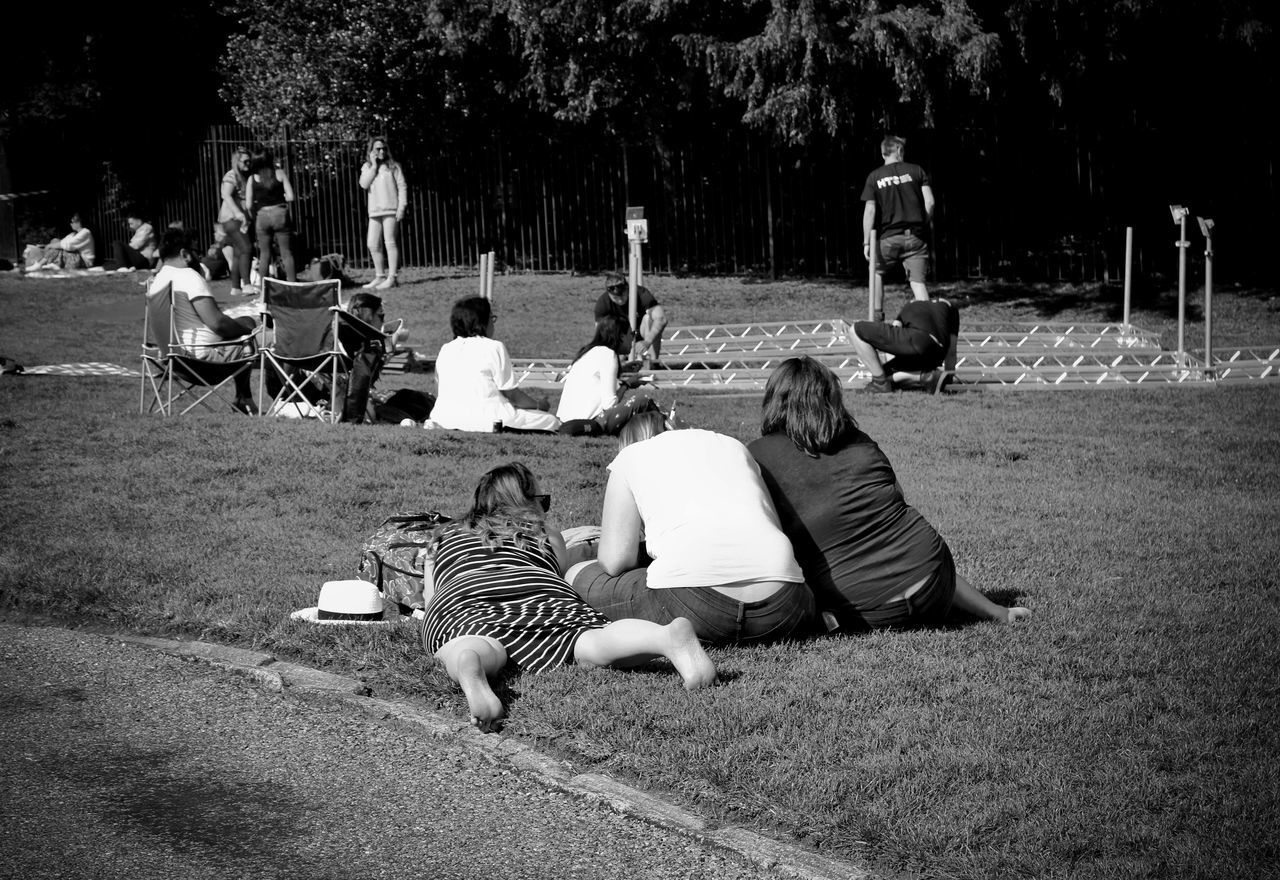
[
  {"x1": 1197, "y1": 346, "x2": 1280, "y2": 383},
  {"x1": 662, "y1": 320, "x2": 852, "y2": 360},
  {"x1": 660, "y1": 318, "x2": 1162, "y2": 364},
  {"x1": 958, "y1": 322, "x2": 1162, "y2": 352}
]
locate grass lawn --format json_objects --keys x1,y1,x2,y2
[{"x1": 2, "y1": 267, "x2": 1278, "y2": 879}]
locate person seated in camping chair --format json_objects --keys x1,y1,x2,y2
[{"x1": 147, "y1": 227, "x2": 257, "y2": 413}]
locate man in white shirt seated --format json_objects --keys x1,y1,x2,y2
[{"x1": 147, "y1": 227, "x2": 257, "y2": 413}]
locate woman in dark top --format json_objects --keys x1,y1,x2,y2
[
  {"x1": 244, "y1": 146, "x2": 297, "y2": 281},
  {"x1": 747, "y1": 356, "x2": 1030, "y2": 631}
]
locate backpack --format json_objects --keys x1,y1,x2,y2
[{"x1": 355, "y1": 511, "x2": 452, "y2": 612}]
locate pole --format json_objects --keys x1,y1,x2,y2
[
  {"x1": 486, "y1": 249, "x2": 495, "y2": 300},
  {"x1": 1122, "y1": 226, "x2": 1133, "y2": 330},
  {"x1": 867, "y1": 229, "x2": 878, "y2": 321},
  {"x1": 1203, "y1": 221, "x2": 1214, "y2": 380},
  {"x1": 478, "y1": 252, "x2": 487, "y2": 299},
  {"x1": 628, "y1": 241, "x2": 640, "y2": 334},
  {"x1": 1176, "y1": 213, "x2": 1188, "y2": 367}
]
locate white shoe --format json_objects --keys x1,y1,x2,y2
[
  {"x1": 116, "y1": 266, "x2": 134, "y2": 273},
  {"x1": 374, "y1": 275, "x2": 398, "y2": 290},
  {"x1": 363, "y1": 275, "x2": 386, "y2": 289}
]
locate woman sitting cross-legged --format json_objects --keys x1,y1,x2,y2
[
  {"x1": 747, "y1": 356, "x2": 1031, "y2": 631},
  {"x1": 567, "y1": 412, "x2": 816, "y2": 644},
  {"x1": 427, "y1": 296, "x2": 560, "y2": 432},
  {"x1": 423, "y1": 461, "x2": 717, "y2": 732},
  {"x1": 555, "y1": 315, "x2": 662, "y2": 436}
]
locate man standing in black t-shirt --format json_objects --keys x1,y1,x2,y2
[
  {"x1": 851, "y1": 297, "x2": 959, "y2": 394},
  {"x1": 861, "y1": 135, "x2": 935, "y2": 322},
  {"x1": 594, "y1": 272, "x2": 668, "y2": 366}
]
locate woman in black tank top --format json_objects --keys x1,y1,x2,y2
[{"x1": 245, "y1": 146, "x2": 297, "y2": 282}]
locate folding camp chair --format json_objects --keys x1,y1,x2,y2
[
  {"x1": 139, "y1": 282, "x2": 260, "y2": 416},
  {"x1": 257, "y1": 277, "x2": 388, "y2": 423}
]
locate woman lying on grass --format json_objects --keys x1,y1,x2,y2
[
  {"x1": 422, "y1": 461, "x2": 716, "y2": 731},
  {"x1": 748, "y1": 356, "x2": 1031, "y2": 631}
]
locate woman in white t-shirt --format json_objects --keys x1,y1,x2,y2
[
  {"x1": 566, "y1": 412, "x2": 815, "y2": 644},
  {"x1": 428, "y1": 297, "x2": 559, "y2": 433},
  {"x1": 555, "y1": 316, "x2": 660, "y2": 436}
]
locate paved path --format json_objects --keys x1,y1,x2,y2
[{"x1": 0, "y1": 624, "x2": 869, "y2": 880}]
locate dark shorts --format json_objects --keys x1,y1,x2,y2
[
  {"x1": 876, "y1": 231, "x2": 930, "y2": 282},
  {"x1": 570, "y1": 561, "x2": 815, "y2": 645},
  {"x1": 855, "y1": 545, "x2": 957, "y2": 630},
  {"x1": 853, "y1": 320, "x2": 945, "y2": 373}
]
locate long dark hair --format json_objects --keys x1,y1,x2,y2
[
  {"x1": 455, "y1": 461, "x2": 550, "y2": 553},
  {"x1": 572, "y1": 315, "x2": 632, "y2": 363},
  {"x1": 250, "y1": 147, "x2": 277, "y2": 177},
  {"x1": 760, "y1": 357, "x2": 857, "y2": 456}
]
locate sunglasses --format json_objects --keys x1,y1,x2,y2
[{"x1": 532, "y1": 494, "x2": 551, "y2": 512}]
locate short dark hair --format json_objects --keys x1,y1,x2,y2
[
  {"x1": 450, "y1": 296, "x2": 492, "y2": 338},
  {"x1": 760, "y1": 357, "x2": 856, "y2": 456},
  {"x1": 158, "y1": 227, "x2": 192, "y2": 260},
  {"x1": 605, "y1": 271, "x2": 627, "y2": 292},
  {"x1": 250, "y1": 147, "x2": 276, "y2": 176}
]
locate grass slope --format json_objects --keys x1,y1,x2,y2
[{"x1": 2, "y1": 269, "x2": 1278, "y2": 879}]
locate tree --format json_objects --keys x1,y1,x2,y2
[{"x1": 219, "y1": 0, "x2": 516, "y2": 143}]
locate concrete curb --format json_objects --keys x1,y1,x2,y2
[{"x1": 110, "y1": 633, "x2": 876, "y2": 880}]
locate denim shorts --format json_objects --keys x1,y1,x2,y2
[
  {"x1": 570, "y1": 561, "x2": 815, "y2": 644},
  {"x1": 876, "y1": 230, "x2": 930, "y2": 282}
]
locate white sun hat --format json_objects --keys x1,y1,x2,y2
[{"x1": 290, "y1": 580, "x2": 397, "y2": 625}]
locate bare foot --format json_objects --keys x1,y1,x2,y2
[
  {"x1": 456, "y1": 648, "x2": 505, "y2": 732},
  {"x1": 1004, "y1": 606, "x2": 1032, "y2": 624},
  {"x1": 664, "y1": 617, "x2": 716, "y2": 690}
]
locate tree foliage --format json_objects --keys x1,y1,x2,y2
[{"x1": 216, "y1": 0, "x2": 1271, "y2": 147}]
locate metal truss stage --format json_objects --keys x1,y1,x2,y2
[{"x1": 501, "y1": 319, "x2": 1280, "y2": 391}]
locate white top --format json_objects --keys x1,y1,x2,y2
[
  {"x1": 608, "y1": 429, "x2": 803, "y2": 589},
  {"x1": 148, "y1": 264, "x2": 219, "y2": 352},
  {"x1": 430, "y1": 336, "x2": 521, "y2": 431},
  {"x1": 555, "y1": 346, "x2": 619, "y2": 421}
]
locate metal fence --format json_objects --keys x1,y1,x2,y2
[{"x1": 82, "y1": 124, "x2": 1275, "y2": 283}]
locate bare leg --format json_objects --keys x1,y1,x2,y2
[
  {"x1": 383, "y1": 216, "x2": 400, "y2": 279},
  {"x1": 909, "y1": 280, "x2": 930, "y2": 301},
  {"x1": 366, "y1": 218, "x2": 386, "y2": 280},
  {"x1": 574, "y1": 617, "x2": 716, "y2": 690},
  {"x1": 950, "y1": 573, "x2": 1031, "y2": 624},
  {"x1": 434, "y1": 635, "x2": 508, "y2": 731}
]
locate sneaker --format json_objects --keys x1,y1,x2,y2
[
  {"x1": 116, "y1": 266, "x2": 134, "y2": 273},
  {"x1": 375, "y1": 275, "x2": 398, "y2": 290},
  {"x1": 362, "y1": 275, "x2": 386, "y2": 289},
  {"x1": 229, "y1": 287, "x2": 243, "y2": 296},
  {"x1": 920, "y1": 368, "x2": 948, "y2": 394},
  {"x1": 861, "y1": 376, "x2": 894, "y2": 393}
]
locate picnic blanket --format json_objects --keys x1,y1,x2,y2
[{"x1": 14, "y1": 362, "x2": 142, "y2": 377}]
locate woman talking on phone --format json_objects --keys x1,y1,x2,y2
[{"x1": 359, "y1": 135, "x2": 408, "y2": 291}]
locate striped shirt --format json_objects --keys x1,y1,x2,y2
[{"x1": 422, "y1": 527, "x2": 611, "y2": 673}]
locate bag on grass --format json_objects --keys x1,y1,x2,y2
[{"x1": 355, "y1": 511, "x2": 452, "y2": 612}]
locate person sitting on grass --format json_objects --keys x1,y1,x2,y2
[
  {"x1": 24, "y1": 213, "x2": 96, "y2": 271},
  {"x1": 111, "y1": 211, "x2": 157, "y2": 272},
  {"x1": 850, "y1": 295, "x2": 959, "y2": 394},
  {"x1": 748, "y1": 356, "x2": 1031, "y2": 631},
  {"x1": 567, "y1": 411, "x2": 815, "y2": 644},
  {"x1": 146, "y1": 227, "x2": 257, "y2": 414},
  {"x1": 428, "y1": 296, "x2": 559, "y2": 432},
  {"x1": 555, "y1": 315, "x2": 663, "y2": 436},
  {"x1": 422, "y1": 461, "x2": 717, "y2": 732},
  {"x1": 595, "y1": 272, "x2": 668, "y2": 367}
]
